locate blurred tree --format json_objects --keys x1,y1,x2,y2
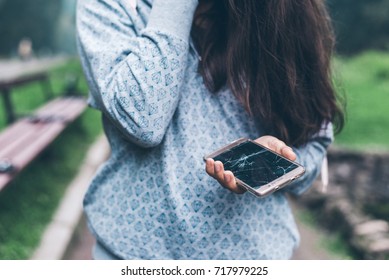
[
  {"x1": 328, "y1": 0, "x2": 389, "y2": 55},
  {"x1": 0, "y1": 0, "x2": 62, "y2": 57}
]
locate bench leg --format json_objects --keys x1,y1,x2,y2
[{"x1": 1, "y1": 89, "x2": 16, "y2": 124}]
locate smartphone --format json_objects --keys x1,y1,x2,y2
[{"x1": 203, "y1": 138, "x2": 305, "y2": 198}]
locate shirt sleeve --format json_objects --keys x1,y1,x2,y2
[
  {"x1": 76, "y1": 0, "x2": 198, "y2": 148},
  {"x1": 284, "y1": 122, "x2": 334, "y2": 196}
]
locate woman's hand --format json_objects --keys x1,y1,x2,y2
[{"x1": 205, "y1": 136, "x2": 297, "y2": 194}]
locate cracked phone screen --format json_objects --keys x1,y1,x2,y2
[{"x1": 213, "y1": 141, "x2": 299, "y2": 189}]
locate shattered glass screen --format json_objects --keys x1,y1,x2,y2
[{"x1": 213, "y1": 141, "x2": 299, "y2": 189}]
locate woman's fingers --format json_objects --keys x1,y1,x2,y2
[
  {"x1": 254, "y1": 136, "x2": 297, "y2": 161},
  {"x1": 205, "y1": 158, "x2": 245, "y2": 194},
  {"x1": 205, "y1": 157, "x2": 214, "y2": 175},
  {"x1": 223, "y1": 170, "x2": 245, "y2": 194},
  {"x1": 214, "y1": 160, "x2": 224, "y2": 181},
  {"x1": 206, "y1": 158, "x2": 227, "y2": 183},
  {"x1": 281, "y1": 146, "x2": 297, "y2": 161}
]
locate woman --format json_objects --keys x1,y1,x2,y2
[{"x1": 76, "y1": 0, "x2": 344, "y2": 259}]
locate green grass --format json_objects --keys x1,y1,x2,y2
[
  {"x1": 333, "y1": 51, "x2": 389, "y2": 150},
  {"x1": 0, "y1": 58, "x2": 102, "y2": 259}
]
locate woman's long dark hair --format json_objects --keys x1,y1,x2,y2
[{"x1": 192, "y1": 0, "x2": 345, "y2": 146}]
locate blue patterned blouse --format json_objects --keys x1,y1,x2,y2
[{"x1": 76, "y1": 0, "x2": 333, "y2": 259}]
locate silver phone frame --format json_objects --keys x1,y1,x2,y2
[{"x1": 203, "y1": 138, "x2": 305, "y2": 198}]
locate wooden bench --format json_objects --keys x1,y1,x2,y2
[
  {"x1": 0, "y1": 59, "x2": 87, "y2": 191},
  {"x1": 0, "y1": 97, "x2": 86, "y2": 190}
]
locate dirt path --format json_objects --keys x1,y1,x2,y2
[{"x1": 290, "y1": 198, "x2": 347, "y2": 260}]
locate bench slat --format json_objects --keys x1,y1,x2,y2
[
  {"x1": 11, "y1": 122, "x2": 65, "y2": 171},
  {"x1": 34, "y1": 97, "x2": 86, "y2": 123},
  {"x1": 0, "y1": 120, "x2": 43, "y2": 158},
  {"x1": 56, "y1": 97, "x2": 87, "y2": 122},
  {"x1": 0, "y1": 120, "x2": 34, "y2": 148}
]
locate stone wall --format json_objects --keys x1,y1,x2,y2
[{"x1": 294, "y1": 146, "x2": 389, "y2": 259}]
